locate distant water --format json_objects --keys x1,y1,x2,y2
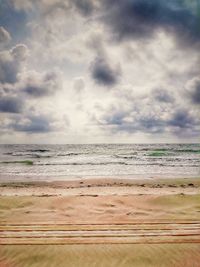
[{"x1": 0, "y1": 144, "x2": 200, "y2": 181}]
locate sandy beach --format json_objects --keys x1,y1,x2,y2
[
  {"x1": 1, "y1": 0, "x2": 200, "y2": 264},
  {"x1": 0, "y1": 177, "x2": 200, "y2": 266}
]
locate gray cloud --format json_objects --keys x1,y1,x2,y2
[
  {"x1": 94, "y1": 88, "x2": 199, "y2": 136},
  {"x1": 73, "y1": 0, "x2": 95, "y2": 16},
  {"x1": 0, "y1": 51, "x2": 19, "y2": 84},
  {"x1": 9, "y1": 114, "x2": 52, "y2": 133},
  {"x1": 0, "y1": 95, "x2": 23, "y2": 113},
  {"x1": 11, "y1": 0, "x2": 96, "y2": 15},
  {"x1": 11, "y1": 44, "x2": 28, "y2": 61},
  {"x1": 191, "y1": 85, "x2": 200, "y2": 104},
  {"x1": 73, "y1": 77, "x2": 85, "y2": 93},
  {"x1": 186, "y1": 77, "x2": 200, "y2": 104},
  {"x1": 100, "y1": 0, "x2": 200, "y2": 47},
  {"x1": 0, "y1": 26, "x2": 11, "y2": 43},
  {"x1": 152, "y1": 88, "x2": 174, "y2": 103},
  {"x1": 101, "y1": 109, "x2": 166, "y2": 134},
  {"x1": 21, "y1": 71, "x2": 61, "y2": 97},
  {"x1": 8, "y1": 0, "x2": 96, "y2": 21},
  {"x1": 90, "y1": 56, "x2": 121, "y2": 86},
  {"x1": 101, "y1": 108, "x2": 198, "y2": 135},
  {"x1": 168, "y1": 109, "x2": 195, "y2": 129},
  {"x1": 0, "y1": 44, "x2": 28, "y2": 84}
]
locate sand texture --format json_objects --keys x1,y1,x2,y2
[{"x1": 0, "y1": 178, "x2": 200, "y2": 266}]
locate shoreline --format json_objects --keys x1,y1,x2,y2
[
  {"x1": 1, "y1": 174, "x2": 199, "y2": 181},
  {"x1": 0, "y1": 177, "x2": 199, "y2": 196}
]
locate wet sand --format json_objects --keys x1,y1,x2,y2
[{"x1": 1, "y1": 177, "x2": 200, "y2": 196}]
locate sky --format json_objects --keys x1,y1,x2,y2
[{"x1": 0, "y1": 0, "x2": 200, "y2": 144}]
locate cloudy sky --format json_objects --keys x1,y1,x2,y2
[{"x1": 0, "y1": 0, "x2": 199, "y2": 144}]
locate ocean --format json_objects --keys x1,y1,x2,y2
[{"x1": 0, "y1": 144, "x2": 200, "y2": 181}]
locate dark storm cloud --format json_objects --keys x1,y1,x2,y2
[
  {"x1": 0, "y1": 96, "x2": 23, "y2": 113},
  {"x1": 100, "y1": 0, "x2": 200, "y2": 46},
  {"x1": 90, "y1": 56, "x2": 121, "y2": 86},
  {"x1": 22, "y1": 71, "x2": 61, "y2": 97},
  {"x1": 9, "y1": 115, "x2": 52, "y2": 133}
]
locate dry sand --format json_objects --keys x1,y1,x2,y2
[{"x1": 0, "y1": 177, "x2": 200, "y2": 266}]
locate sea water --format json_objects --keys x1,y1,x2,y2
[{"x1": 0, "y1": 144, "x2": 199, "y2": 181}]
